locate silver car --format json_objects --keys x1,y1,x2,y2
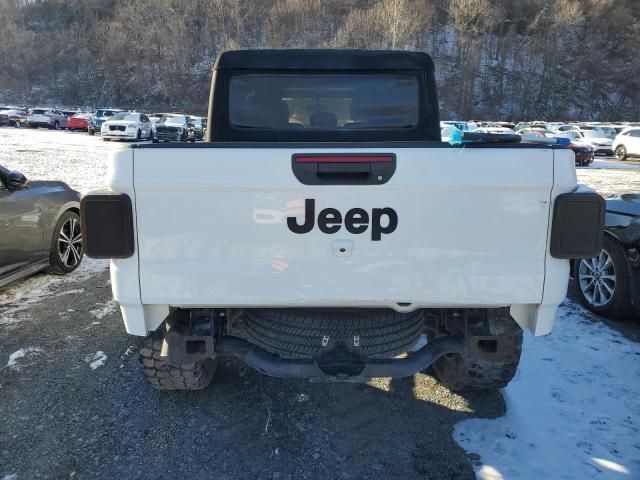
[
  {"x1": 0, "y1": 165, "x2": 83, "y2": 288},
  {"x1": 27, "y1": 108, "x2": 69, "y2": 130}
]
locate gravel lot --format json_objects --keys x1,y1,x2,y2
[{"x1": 1, "y1": 128, "x2": 639, "y2": 480}]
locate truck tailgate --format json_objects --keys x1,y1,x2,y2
[{"x1": 132, "y1": 146, "x2": 555, "y2": 309}]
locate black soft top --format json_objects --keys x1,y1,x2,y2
[{"x1": 214, "y1": 49, "x2": 434, "y2": 71}]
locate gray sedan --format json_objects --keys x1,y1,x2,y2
[
  {"x1": 575, "y1": 193, "x2": 640, "y2": 318},
  {"x1": 0, "y1": 165, "x2": 83, "y2": 288}
]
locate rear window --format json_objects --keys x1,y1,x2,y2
[
  {"x1": 160, "y1": 115, "x2": 187, "y2": 124},
  {"x1": 96, "y1": 110, "x2": 119, "y2": 117},
  {"x1": 31, "y1": 109, "x2": 46, "y2": 115},
  {"x1": 229, "y1": 74, "x2": 419, "y2": 131}
]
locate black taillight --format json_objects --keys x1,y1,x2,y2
[
  {"x1": 550, "y1": 192, "x2": 605, "y2": 259},
  {"x1": 80, "y1": 192, "x2": 134, "y2": 258}
]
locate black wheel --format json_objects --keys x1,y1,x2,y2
[
  {"x1": 180, "y1": 131, "x2": 187, "y2": 142},
  {"x1": 139, "y1": 327, "x2": 218, "y2": 390},
  {"x1": 427, "y1": 309, "x2": 522, "y2": 391},
  {"x1": 615, "y1": 145, "x2": 627, "y2": 161},
  {"x1": 243, "y1": 308, "x2": 424, "y2": 359},
  {"x1": 88, "y1": 128, "x2": 95, "y2": 136},
  {"x1": 54, "y1": 121, "x2": 59, "y2": 130},
  {"x1": 575, "y1": 235, "x2": 636, "y2": 319},
  {"x1": 152, "y1": 138, "x2": 159, "y2": 143},
  {"x1": 103, "y1": 137, "x2": 110, "y2": 141},
  {"x1": 47, "y1": 211, "x2": 83, "y2": 274},
  {"x1": 15, "y1": 120, "x2": 21, "y2": 128}
]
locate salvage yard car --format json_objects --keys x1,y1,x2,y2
[
  {"x1": 613, "y1": 127, "x2": 640, "y2": 161},
  {"x1": 568, "y1": 141, "x2": 595, "y2": 166},
  {"x1": 0, "y1": 108, "x2": 28, "y2": 127},
  {"x1": 101, "y1": 112, "x2": 153, "y2": 142},
  {"x1": 88, "y1": 108, "x2": 124, "y2": 135},
  {"x1": 581, "y1": 129, "x2": 614, "y2": 156},
  {"x1": 27, "y1": 108, "x2": 68, "y2": 130},
  {"x1": 68, "y1": 112, "x2": 91, "y2": 131},
  {"x1": 575, "y1": 193, "x2": 640, "y2": 318},
  {"x1": 82, "y1": 49, "x2": 604, "y2": 391},
  {"x1": 0, "y1": 164, "x2": 83, "y2": 288},
  {"x1": 191, "y1": 116, "x2": 206, "y2": 140},
  {"x1": 152, "y1": 114, "x2": 196, "y2": 143}
]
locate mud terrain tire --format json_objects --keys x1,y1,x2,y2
[
  {"x1": 428, "y1": 309, "x2": 523, "y2": 391},
  {"x1": 139, "y1": 328, "x2": 218, "y2": 390}
]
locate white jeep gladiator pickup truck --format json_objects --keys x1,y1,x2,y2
[{"x1": 81, "y1": 50, "x2": 604, "y2": 391}]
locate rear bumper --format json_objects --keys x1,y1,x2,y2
[
  {"x1": 212, "y1": 335, "x2": 464, "y2": 380},
  {"x1": 89, "y1": 120, "x2": 105, "y2": 131},
  {"x1": 102, "y1": 130, "x2": 137, "y2": 139},
  {"x1": 27, "y1": 121, "x2": 52, "y2": 127},
  {"x1": 593, "y1": 147, "x2": 614, "y2": 156},
  {"x1": 155, "y1": 132, "x2": 182, "y2": 142},
  {"x1": 574, "y1": 153, "x2": 594, "y2": 165}
]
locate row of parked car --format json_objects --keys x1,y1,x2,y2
[
  {"x1": 0, "y1": 106, "x2": 207, "y2": 143},
  {"x1": 441, "y1": 120, "x2": 640, "y2": 166}
]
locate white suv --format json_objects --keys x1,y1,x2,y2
[
  {"x1": 101, "y1": 112, "x2": 153, "y2": 141},
  {"x1": 613, "y1": 127, "x2": 640, "y2": 161}
]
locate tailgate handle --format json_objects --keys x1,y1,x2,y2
[
  {"x1": 292, "y1": 154, "x2": 396, "y2": 185},
  {"x1": 317, "y1": 162, "x2": 371, "y2": 176}
]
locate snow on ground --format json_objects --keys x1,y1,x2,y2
[
  {"x1": 0, "y1": 257, "x2": 107, "y2": 326},
  {"x1": 89, "y1": 299, "x2": 118, "y2": 319},
  {"x1": 577, "y1": 160, "x2": 640, "y2": 197},
  {"x1": 0, "y1": 127, "x2": 128, "y2": 194},
  {"x1": 87, "y1": 351, "x2": 107, "y2": 370},
  {"x1": 7, "y1": 347, "x2": 43, "y2": 370},
  {"x1": 455, "y1": 300, "x2": 640, "y2": 479}
]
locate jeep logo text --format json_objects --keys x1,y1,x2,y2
[{"x1": 287, "y1": 199, "x2": 398, "y2": 241}]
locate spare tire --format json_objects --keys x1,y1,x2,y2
[{"x1": 243, "y1": 308, "x2": 424, "y2": 359}]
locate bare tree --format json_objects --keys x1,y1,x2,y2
[{"x1": 0, "y1": 0, "x2": 639, "y2": 121}]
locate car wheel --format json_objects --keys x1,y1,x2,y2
[
  {"x1": 427, "y1": 309, "x2": 522, "y2": 391},
  {"x1": 152, "y1": 138, "x2": 159, "y2": 143},
  {"x1": 136, "y1": 129, "x2": 142, "y2": 141},
  {"x1": 15, "y1": 120, "x2": 21, "y2": 128},
  {"x1": 615, "y1": 145, "x2": 627, "y2": 161},
  {"x1": 48, "y1": 211, "x2": 83, "y2": 275},
  {"x1": 139, "y1": 326, "x2": 218, "y2": 390},
  {"x1": 575, "y1": 235, "x2": 635, "y2": 319},
  {"x1": 54, "y1": 121, "x2": 59, "y2": 130},
  {"x1": 88, "y1": 128, "x2": 95, "y2": 136}
]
